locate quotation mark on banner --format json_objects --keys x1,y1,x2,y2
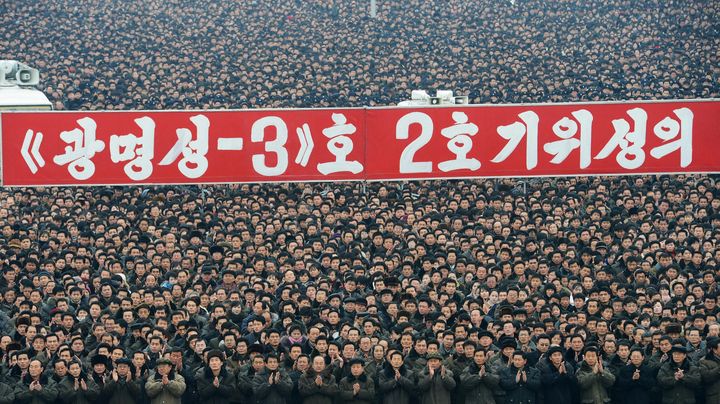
[
  {"x1": 295, "y1": 123, "x2": 314, "y2": 167},
  {"x1": 21, "y1": 129, "x2": 45, "y2": 173}
]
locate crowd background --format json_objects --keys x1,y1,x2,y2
[{"x1": 1, "y1": 0, "x2": 720, "y2": 404}]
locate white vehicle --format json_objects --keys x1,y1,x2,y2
[{"x1": 0, "y1": 60, "x2": 52, "y2": 111}]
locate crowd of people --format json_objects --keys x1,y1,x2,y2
[
  {"x1": 1, "y1": 0, "x2": 720, "y2": 404},
  {"x1": 2, "y1": 0, "x2": 719, "y2": 110}
]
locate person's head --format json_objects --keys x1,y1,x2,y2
[
  {"x1": 207, "y1": 351, "x2": 224, "y2": 373},
  {"x1": 512, "y1": 351, "x2": 527, "y2": 369},
  {"x1": 389, "y1": 351, "x2": 404, "y2": 369},
  {"x1": 156, "y1": 359, "x2": 173, "y2": 376},
  {"x1": 311, "y1": 355, "x2": 325, "y2": 373},
  {"x1": 29, "y1": 359, "x2": 44, "y2": 378},
  {"x1": 671, "y1": 346, "x2": 687, "y2": 364},
  {"x1": 68, "y1": 361, "x2": 83, "y2": 378},
  {"x1": 427, "y1": 356, "x2": 442, "y2": 370},
  {"x1": 252, "y1": 355, "x2": 265, "y2": 372},
  {"x1": 350, "y1": 360, "x2": 364, "y2": 377},
  {"x1": 548, "y1": 347, "x2": 563, "y2": 365},
  {"x1": 116, "y1": 360, "x2": 132, "y2": 377},
  {"x1": 473, "y1": 349, "x2": 487, "y2": 366},
  {"x1": 630, "y1": 349, "x2": 644, "y2": 367},
  {"x1": 266, "y1": 354, "x2": 279, "y2": 371},
  {"x1": 583, "y1": 347, "x2": 598, "y2": 366}
]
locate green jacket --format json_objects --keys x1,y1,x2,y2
[
  {"x1": 656, "y1": 359, "x2": 701, "y2": 404},
  {"x1": 575, "y1": 361, "x2": 615, "y2": 404},
  {"x1": 145, "y1": 371, "x2": 186, "y2": 404}
]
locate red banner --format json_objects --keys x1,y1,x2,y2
[{"x1": 1, "y1": 100, "x2": 719, "y2": 186}]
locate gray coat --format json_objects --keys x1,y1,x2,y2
[
  {"x1": 575, "y1": 361, "x2": 615, "y2": 404},
  {"x1": 698, "y1": 355, "x2": 720, "y2": 404},
  {"x1": 416, "y1": 367, "x2": 456, "y2": 404},
  {"x1": 57, "y1": 376, "x2": 101, "y2": 404},
  {"x1": 499, "y1": 365, "x2": 541, "y2": 404},
  {"x1": 105, "y1": 377, "x2": 143, "y2": 404},
  {"x1": 145, "y1": 371, "x2": 186, "y2": 404},
  {"x1": 656, "y1": 359, "x2": 701, "y2": 404},
  {"x1": 338, "y1": 373, "x2": 375, "y2": 404},
  {"x1": 377, "y1": 365, "x2": 415, "y2": 404},
  {"x1": 14, "y1": 375, "x2": 58, "y2": 404},
  {"x1": 460, "y1": 363, "x2": 499, "y2": 404},
  {"x1": 298, "y1": 369, "x2": 339, "y2": 404},
  {"x1": 252, "y1": 368, "x2": 293, "y2": 404}
]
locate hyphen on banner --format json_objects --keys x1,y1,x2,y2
[{"x1": 1, "y1": 99, "x2": 719, "y2": 186}]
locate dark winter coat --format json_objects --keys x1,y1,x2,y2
[
  {"x1": 416, "y1": 367, "x2": 456, "y2": 404},
  {"x1": 14, "y1": 373, "x2": 59, "y2": 404},
  {"x1": 460, "y1": 363, "x2": 499, "y2": 404},
  {"x1": 298, "y1": 368, "x2": 339, "y2": 404},
  {"x1": 377, "y1": 364, "x2": 415, "y2": 404},
  {"x1": 338, "y1": 372, "x2": 375, "y2": 404},
  {"x1": 252, "y1": 368, "x2": 293, "y2": 404},
  {"x1": 499, "y1": 365, "x2": 541, "y2": 404},
  {"x1": 615, "y1": 363, "x2": 654, "y2": 404},
  {"x1": 538, "y1": 359, "x2": 576, "y2": 404},
  {"x1": 57, "y1": 375, "x2": 101, "y2": 404},
  {"x1": 699, "y1": 353, "x2": 720, "y2": 404},
  {"x1": 656, "y1": 359, "x2": 702, "y2": 404},
  {"x1": 0, "y1": 382, "x2": 15, "y2": 404},
  {"x1": 196, "y1": 366, "x2": 236, "y2": 403},
  {"x1": 105, "y1": 376, "x2": 143, "y2": 404}
]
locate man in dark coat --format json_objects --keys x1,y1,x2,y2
[
  {"x1": 416, "y1": 352, "x2": 456, "y2": 404},
  {"x1": 298, "y1": 355, "x2": 338, "y2": 404},
  {"x1": 105, "y1": 358, "x2": 143, "y2": 404},
  {"x1": 616, "y1": 349, "x2": 654, "y2": 404},
  {"x1": 56, "y1": 360, "x2": 100, "y2": 404},
  {"x1": 657, "y1": 344, "x2": 702, "y2": 404},
  {"x1": 196, "y1": 350, "x2": 236, "y2": 403},
  {"x1": 378, "y1": 351, "x2": 415, "y2": 404},
  {"x1": 338, "y1": 358, "x2": 375, "y2": 404},
  {"x1": 461, "y1": 348, "x2": 499, "y2": 404},
  {"x1": 14, "y1": 359, "x2": 58, "y2": 404},
  {"x1": 699, "y1": 337, "x2": 720, "y2": 404},
  {"x1": 252, "y1": 353, "x2": 293, "y2": 404},
  {"x1": 499, "y1": 351, "x2": 541, "y2": 404},
  {"x1": 538, "y1": 346, "x2": 576, "y2": 404}
]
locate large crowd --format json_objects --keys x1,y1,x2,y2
[{"x1": 1, "y1": 0, "x2": 720, "y2": 404}]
